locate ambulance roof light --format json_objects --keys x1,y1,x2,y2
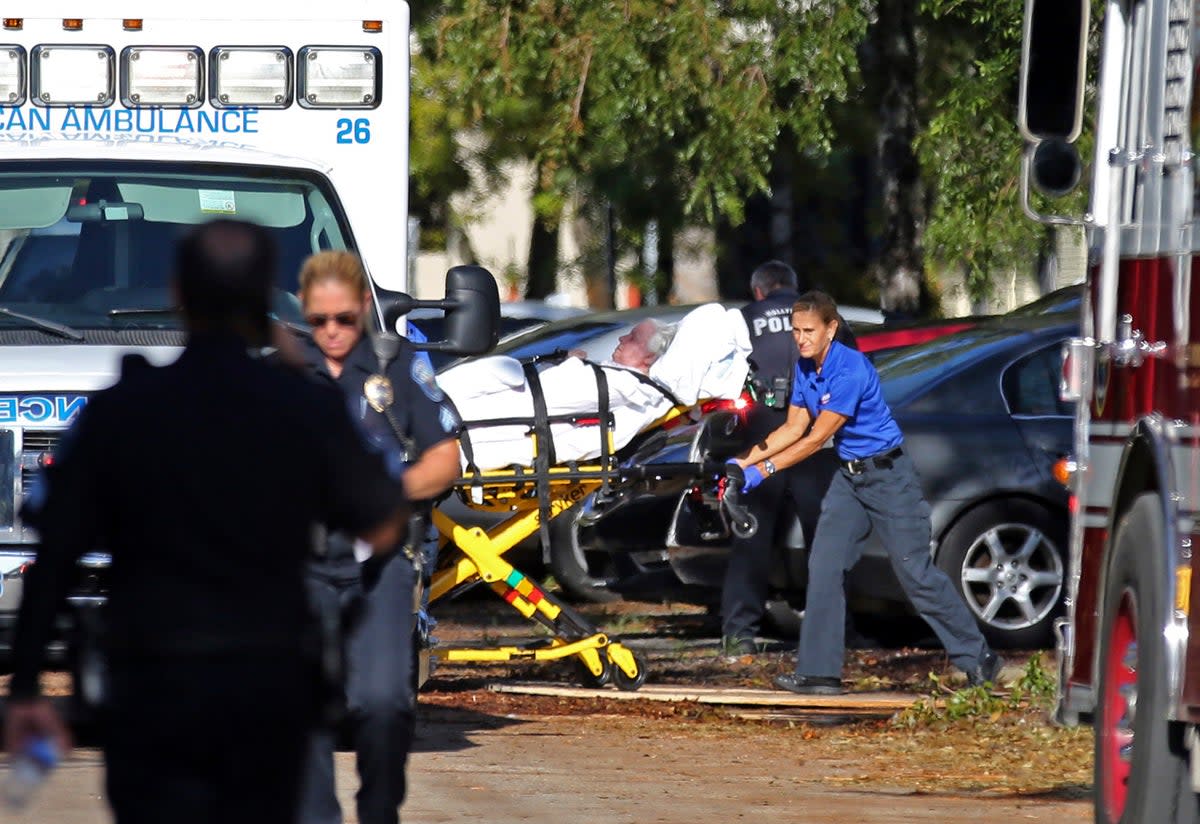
[
  {"x1": 62, "y1": 19, "x2": 83, "y2": 31},
  {"x1": 3, "y1": 19, "x2": 22, "y2": 31},
  {"x1": 123, "y1": 19, "x2": 143, "y2": 31},
  {"x1": 31, "y1": 45, "x2": 114, "y2": 107},
  {"x1": 210, "y1": 47, "x2": 292, "y2": 109},
  {"x1": 122, "y1": 47, "x2": 203, "y2": 108},
  {"x1": 0, "y1": 46, "x2": 25, "y2": 104},
  {"x1": 363, "y1": 20, "x2": 383, "y2": 33},
  {"x1": 298, "y1": 47, "x2": 380, "y2": 109}
]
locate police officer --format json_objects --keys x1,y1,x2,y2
[
  {"x1": 730, "y1": 290, "x2": 1001, "y2": 694},
  {"x1": 4, "y1": 220, "x2": 410, "y2": 824},
  {"x1": 295, "y1": 250, "x2": 461, "y2": 824},
  {"x1": 720, "y1": 262, "x2": 855, "y2": 654}
]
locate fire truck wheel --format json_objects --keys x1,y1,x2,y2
[
  {"x1": 936, "y1": 499, "x2": 1067, "y2": 649},
  {"x1": 548, "y1": 509, "x2": 620, "y2": 604},
  {"x1": 1094, "y1": 493, "x2": 1199, "y2": 824}
]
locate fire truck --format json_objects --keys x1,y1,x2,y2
[
  {"x1": 1021, "y1": 0, "x2": 1200, "y2": 820},
  {"x1": 0, "y1": 1, "x2": 498, "y2": 688}
]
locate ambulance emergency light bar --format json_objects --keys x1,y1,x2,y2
[
  {"x1": 0, "y1": 43, "x2": 381, "y2": 109},
  {"x1": 121, "y1": 46, "x2": 203, "y2": 107},
  {"x1": 297, "y1": 47, "x2": 381, "y2": 108},
  {"x1": 0, "y1": 46, "x2": 24, "y2": 104},
  {"x1": 31, "y1": 44, "x2": 114, "y2": 106},
  {"x1": 210, "y1": 47, "x2": 292, "y2": 108}
]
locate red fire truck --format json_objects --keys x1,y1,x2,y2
[{"x1": 1021, "y1": 0, "x2": 1200, "y2": 821}]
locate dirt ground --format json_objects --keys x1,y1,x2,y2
[{"x1": 2, "y1": 596, "x2": 1096, "y2": 823}]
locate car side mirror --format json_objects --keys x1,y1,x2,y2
[{"x1": 378, "y1": 265, "x2": 500, "y2": 356}]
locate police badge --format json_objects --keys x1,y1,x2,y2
[{"x1": 363, "y1": 374, "x2": 394, "y2": 412}]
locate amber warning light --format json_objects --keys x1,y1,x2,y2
[
  {"x1": 3, "y1": 18, "x2": 22, "y2": 30},
  {"x1": 1052, "y1": 457, "x2": 1076, "y2": 487}
]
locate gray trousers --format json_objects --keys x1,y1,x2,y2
[
  {"x1": 796, "y1": 451, "x2": 988, "y2": 678},
  {"x1": 299, "y1": 552, "x2": 417, "y2": 824},
  {"x1": 721, "y1": 449, "x2": 839, "y2": 640}
]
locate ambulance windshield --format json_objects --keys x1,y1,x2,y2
[{"x1": 0, "y1": 161, "x2": 354, "y2": 334}]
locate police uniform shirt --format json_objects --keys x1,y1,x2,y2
[
  {"x1": 8, "y1": 334, "x2": 408, "y2": 700},
  {"x1": 790, "y1": 339, "x2": 903, "y2": 461},
  {"x1": 302, "y1": 333, "x2": 461, "y2": 468},
  {"x1": 741, "y1": 288, "x2": 801, "y2": 385}
]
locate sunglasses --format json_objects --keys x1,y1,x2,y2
[{"x1": 305, "y1": 312, "x2": 360, "y2": 329}]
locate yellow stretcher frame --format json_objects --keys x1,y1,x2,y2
[{"x1": 425, "y1": 404, "x2": 702, "y2": 690}]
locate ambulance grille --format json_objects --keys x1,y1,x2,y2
[{"x1": 21, "y1": 430, "x2": 62, "y2": 493}]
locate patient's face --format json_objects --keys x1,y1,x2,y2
[{"x1": 612, "y1": 320, "x2": 658, "y2": 372}]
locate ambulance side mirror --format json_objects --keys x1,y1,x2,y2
[
  {"x1": 435, "y1": 265, "x2": 501, "y2": 355},
  {"x1": 380, "y1": 265, "x2": 501, "y2": 356}
]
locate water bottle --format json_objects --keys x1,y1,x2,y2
[{"x1": 3, "y1": 736, "x2": 59, "y2": 810}]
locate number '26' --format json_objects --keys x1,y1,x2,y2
[{"x1": 336, "y1": 118, "x2": 371, "y2": 144}]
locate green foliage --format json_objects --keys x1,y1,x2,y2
[
  {"x1": 894, "y1": 652, "x2": 1058, "y2": 728},
  {"x1": 918, "y1": 0, "x2": 1098, "y2": 303},
  {"x1": 428, "y1": 0, "x2": 868, "y2": 230}
]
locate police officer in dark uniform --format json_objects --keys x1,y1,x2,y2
[
  {"x1": 295, "y1": 250, "x2": 461, "y2": 824},
  {"x1": 720, "y1": 262, "x2": 855, "y2": 653},
  {"x1": 730, "y1": 290, "x2": 1001, "y2": 694},
  {"x1": 4, "y1": 220, "x2": 410, "y2": 824}
]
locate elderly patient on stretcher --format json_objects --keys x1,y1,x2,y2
[{"x1": 437, "y1": 303, "x2": 752, "y2": 472}]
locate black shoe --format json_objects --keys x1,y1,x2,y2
[
  {"x1": 719, "y1": 636, "x2": 757, "y2": 656},
  {"x1": 773, "y1": 673, "x2": 845, "y2": 695},
  {"x1": 965, "y1": 652, "x2": 1004, "y2": 687}
]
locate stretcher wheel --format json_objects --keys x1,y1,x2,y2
[
  {"x1": 730, "y1": 512, "x2": 757, "y2": 540},
  {"x1": 611, "y1": 652, "x2": 647, "y2": 692},
  {"x1": 574, "y1": 655, "x2": 612, "y2": 688}
]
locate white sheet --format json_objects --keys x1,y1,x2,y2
[{"x1": 439, "y1": 303, "x2": 751, "y2": 471}]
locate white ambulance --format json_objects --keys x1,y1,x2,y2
[{"x1": 0, "y1": 2, "x2": 423, "y2": 659}]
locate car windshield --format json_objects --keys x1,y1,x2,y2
[
  {"x1": 874, "y1": 326, "x2": 1024, "y2": 406},
  {"x1": 0, "y1": 161, "x2": 354, "y2": 334}
]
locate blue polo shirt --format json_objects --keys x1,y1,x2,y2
[{"x1": 790, "y1": 340, "x2": 903, "y2": 461}]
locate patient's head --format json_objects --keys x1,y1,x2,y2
[{"x1": 612, "y1": 319, "x2": 677, "y2": 372}]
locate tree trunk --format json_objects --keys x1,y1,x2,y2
[
  {"x1": 868, "y1": 0, "x2": 927, "y2": 317},
  {"x1": 524, "y1": 213, "x2": 559, "y2": 300}
]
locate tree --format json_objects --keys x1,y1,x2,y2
[
  {"x1": 917, "y1": 0, "x2": 1058, "y2": 306},
  {"x1": 426, "y1": 0, "x2": 869, "y2": 304}
]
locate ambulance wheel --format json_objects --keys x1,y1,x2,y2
[
  {"x1": 549, "y1": 511, "x2": 619, "y2": 604},
  {"x1": 611, "y1": 652, "x2": 647, "y2": 692},
  {"x1": 574, "y1": 655, "x2": 612, "y2": 689},
  {"x1": 1094, "y1": 493, "x2": 1200, "y2": 824}
]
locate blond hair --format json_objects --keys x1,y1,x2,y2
[{"x1": 297, "y1": 250, "x2": 369, "y2": 305}]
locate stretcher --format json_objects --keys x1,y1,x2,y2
[{"x1": 425, "y1": 371, "x2": 756, "y2": 691}]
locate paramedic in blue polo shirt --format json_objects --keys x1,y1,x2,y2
[{"x1": 729, "y1": 290, "x2": 1001, "y2": 695}]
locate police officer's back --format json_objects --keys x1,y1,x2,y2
[{"x1": 4, "y1": 220, "x2": 409, "y2": 824}]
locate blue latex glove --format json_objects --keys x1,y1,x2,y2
[{"x1": 741, "y1": 464, "x2": 765, "y2": 493}]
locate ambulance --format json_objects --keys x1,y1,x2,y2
[{"x1": 0, "y1": 2, "x2": 429, "y2": 664}]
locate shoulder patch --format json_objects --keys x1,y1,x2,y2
[
  {"x1": 411, "y1": 357, "x2": 444, "y2": 402},
  {"x1": 439, "y1": 405, "x2": 459, "y2": 433}
]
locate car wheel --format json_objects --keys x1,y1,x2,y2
[
  {"x1": 935, "y1": 499, "x2": 1066, "y2": 649},
  {"x1": 1093, "y1": 493, "x2": 1199, "y2": 824},
  {"x1": 548, "y1": 511, "x2": 619, "y2": 604}
]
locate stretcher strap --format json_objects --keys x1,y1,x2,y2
[
  {"x1": 589, "y1": 363, "x2": 611, "y2": 494},
  {"x1": 522, "y1": 362, "x2": 555, "y2": 556}
]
